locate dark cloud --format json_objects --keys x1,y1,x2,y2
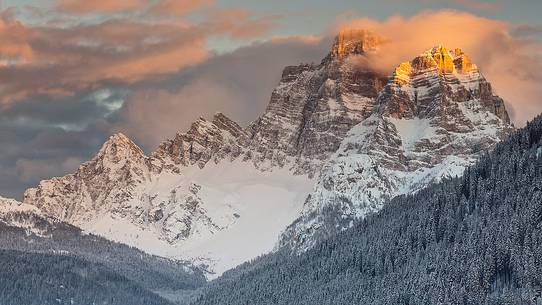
[
  {"x1": 0, "y1": 123, "x2": 109, "y2": 199},
  {"x1": 114, "y1": 36, "x2": 330, "y2": 147},
  {"x1": 0, "y1": 89, "x2": 125, "y2": 129}
]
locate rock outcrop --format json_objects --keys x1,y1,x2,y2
[
  {"x1": 246, "y1": 30, "x2": 387, "y2": 176},
  {"x1": 24, "y1": 113, "x2": 247, "y2": 241},
  {"x1": 153, "y1": 113, "x2": 247, "y2": 170}
]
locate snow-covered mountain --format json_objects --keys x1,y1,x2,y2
[
  {"x1": 0, "y1": 196, "x2": 62, "y2": 236},
  {"x1": 22, "y1": 32, "x2": 513, "y2": 276},
  {"x1": 22, "y1": 29, "x2": 386, "y2": 277},
  {"x1": 23, "y1": 114, "x2": 315, "y2": 277},
  {"x1": 280, "y1": 46, "x2": 513, "y2": 250}
]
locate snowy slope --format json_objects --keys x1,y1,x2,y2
[
  {"x1": 0, "y1": 196, "x2": 57, "y2": 236},
  {"x1": 23, "y1": 29, "x2": 386, "y2": 277},
  {"x1": 82, "y1": 159, "x2": 313, "y2": 277},
  {"x1": 24, "y1": 116, "x2": 314, "y2": 277}
]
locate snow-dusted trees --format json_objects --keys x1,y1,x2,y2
[
  {"x1": 0, "y1": 249, "x2": 175, "y2": 305},
  {"x1": 0, "y1": 217, "x2": 206, "y2": 303}
]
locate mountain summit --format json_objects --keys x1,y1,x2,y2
[
  {"x1": 330, "y1": 29, "x2": 383, "y2": 58},
  {"x1": 246, "y1": 29, "x2": 387, "y2": 176}
]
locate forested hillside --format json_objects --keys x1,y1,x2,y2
[
  {"x1": 0, "y1": 249, "x2": 177, "y2": 305},
  {"x1": 194, "y1": 114, "x2": 542, "y2": 305},
  {"x1": 0, "y1": 219, "x2": 206, "y2": 293}
]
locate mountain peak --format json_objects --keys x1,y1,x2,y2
[
  {"x1": 97, "y1": 132, "x2": 145, "y2": 161},
  {"x1": 152, "y1": 113, "x2": 246, "y2": 168},
  {"x1": 330, "y1": 28, "x2": 383, "y2": 58},
  {"x1": 399, "y1": 46, "x2": 478, "y2": 76},
  {"x1": 383, "y1": 45, "x2": 510, "y2": 123},
  {"x1": 211, "y1": 112, "x2": 245, "y2": 138},
  {"x1": 106, "y1": 132, "x2": 132, "y2": 144}
]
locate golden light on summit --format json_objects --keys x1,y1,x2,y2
[
  {"x1": 430, "y1": 46, "x2": 456, "y2": 73},
  {"x1": 332, "y1": 28, "x2": 383, "y2": 57},
  {"x1": 407, "y1": 46, "x2": 478, "y2": 75}
]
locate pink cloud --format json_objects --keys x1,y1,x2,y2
[
  {"x1": 206, "y1": 8, "x2": 281, "y2": 40},
  {"x1": 0, "y1": 5, "x2": 278, "y2": 104},
  {"x1": 56, "y1": 0, "x2": 147, "y2": 14},
  {"x1": 149, "y1": 0, "x2": 214, "y2": 16},
  {"x1": 0, "y1": 17, "x2": 210, "y2": 102}
]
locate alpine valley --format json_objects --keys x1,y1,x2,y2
[{"x1": 1, "y1": 28, "x2": 516, "y2": 291}]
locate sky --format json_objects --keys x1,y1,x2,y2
[{"x1": 0, "y1": 0, "x2": 541, "y2": 198}]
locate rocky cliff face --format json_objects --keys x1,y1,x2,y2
[
  {"x1": 153, "y1": 113, "x2": 248, "y2": 170},
  {"x1": 246, "y1": 29, "x2": 387, "y2": 176},
  {"x1": 280, "y1": 46, "x2": 513, "y2": 250},
  {"x1": 21, "y1": 30, "x2": 391, "y2": 272}
]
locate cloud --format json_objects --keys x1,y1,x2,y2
[
  {"x1": 512, "y1": 24, "x2": 542, "y2": 38},
  {"x1": 16, "y1": 157, "x2": 83, "y2": 182},
  {"x1": 56, "y1": 0, "x2": 147, "y2": 14},
  {"x1": 149, "y1": 0, "x2": 214, "y2": 17},
  {"x1": 0, "y1": 5, "x2": 280, "y2": 103},
  {"x1": 0, "y1": 16, "x2": 34, "y2": 62},
  {"x1": 0, "y1": 17, "x2": 210, "y2": 102},
  {"x1": 454, "y1": 0, "x2": 501, "y2": 11},
  {"x1": 0, "y1": 123, "x2": 108, "y2": 198},
  {"x1": 114, "y1": 36, "x2": 330, "y2": 147},
  {"x1": 333, "y1": 10, "x2": 542, "y2": 125},
  {"x1": 1, "y1": 8, "x2": 542, "y2": 200},
  {"x1": 206, "y1": 8, "x2": 280, "y2": 40}
]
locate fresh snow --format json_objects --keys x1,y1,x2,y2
[
  {"x1": 82, "y1": 159, "x2": 314, "y2": 278},
  {"x1": 18, "y1": 44, "x2": 513, "y2": 277},
  {"x1": 0, "y1": 196, "x2": 51, "y2": 235},
  {"x1": 387, "y1": 118, "x2": 438, "y2": 151}
]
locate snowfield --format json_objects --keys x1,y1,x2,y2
[{"x1": 83, "y1": 159, "x2": 314, "y2": 278}]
